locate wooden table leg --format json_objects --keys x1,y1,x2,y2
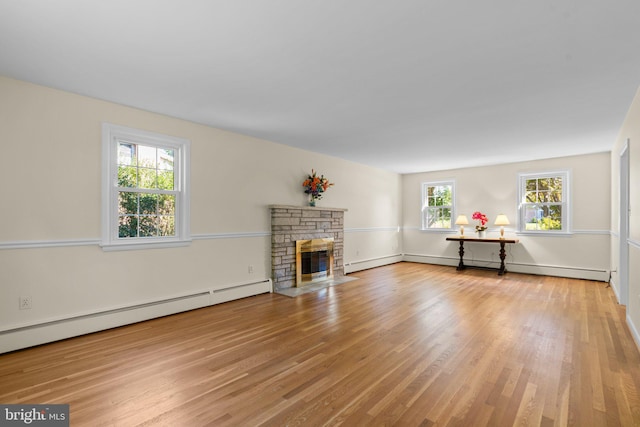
[
  {"x1": 498, "y1": 241, "x2": 507, "y2": 275},
  {"x1": 457, "y1": 241, "x2": 466, "y2": 271}
]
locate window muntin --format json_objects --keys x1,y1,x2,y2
[
  {"x1": 518, "y1": 172, "x2": 569, "y2": 233},
  {"x1": 422, "y1": 181, "x2": 454, "y2": 230},
  {"x1": 102, "y1": 124, "x2": 190, "y2": 250}
]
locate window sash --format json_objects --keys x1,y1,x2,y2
[
  {"x1": 422, "y1": 181, "x2": 454, "y2": 230},
  {"x1": 117, "y1": 189, "x2": 177, "y2": 238},
  {"x1": 518, "y1": 172, "x2": 569, "y2": 233}
]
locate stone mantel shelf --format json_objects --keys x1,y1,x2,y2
[{"x1": 269, "y1": 204, "x2": 348, "y2": 212}]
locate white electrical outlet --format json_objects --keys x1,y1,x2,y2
[{"x1": 19, "y1": 296, "x2": 32, "y2": 310}]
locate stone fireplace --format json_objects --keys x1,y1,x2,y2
[{"x1": 270, "y1": 205, "x2": 346, "y2": 290}]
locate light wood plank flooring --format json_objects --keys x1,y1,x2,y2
[{"x1": 1, "y1": 263, "x2": 640, "y2": 426}]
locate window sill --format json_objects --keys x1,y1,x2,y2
[
  {"x1": 420, "y1": 228, "x2": 457, "y2": 233},
  {"x1": 516, "y1": 231, "x2": 573, "y2": 237},
  {"x1": 100, "y1": 238, "x2": 192, "y2": 251}
]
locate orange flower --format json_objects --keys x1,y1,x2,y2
[{"x1": 303, "y1": 169, "x2": 334, "y2": 200}]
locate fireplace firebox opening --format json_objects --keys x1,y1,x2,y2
[{"x1": 296, "y1": 238, "x2": 334, "y2": 286}]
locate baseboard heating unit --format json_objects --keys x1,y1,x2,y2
[{"x1": 0, "y1": 279, "x2": 272, "y2": 354}]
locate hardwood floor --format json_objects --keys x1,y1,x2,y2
[{"x1": 1, "y1": 263, "x2": 640, "y2": 426}]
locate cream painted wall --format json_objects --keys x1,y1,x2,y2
[
  {"x1": 402, "y1": 152, "x2": 611, "y2": 280},
  {"x1": 0, "y1": 76, "x2": 401, "y2": 351},
  {"x1": 610, "y1": 87, "x2": 640, "y2": 346}
]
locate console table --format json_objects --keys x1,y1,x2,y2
[{"x1": 446, "y1": 236, "x2": 519, "y2": 275}]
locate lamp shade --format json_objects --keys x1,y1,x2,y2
[
  {"x1": 494, "y1": 214, "x2": 510, "y2": 226},
  {"x1": 455, "y1": 215, "x2": 469, "y2": 225}
]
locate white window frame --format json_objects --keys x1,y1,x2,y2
[
  {"x1": 101, "y1": 123, "x2": 191, "y2": 251},
  {"x1": 517, "y1": 170, "x2": 570, "y2": 235},
  {"x1": 421, "y1": 180, "x2": 455, "y2": 231}
]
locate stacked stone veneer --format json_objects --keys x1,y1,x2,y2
[{"x1": 270, "y1": 205, "x2": 347, "y2": 290}]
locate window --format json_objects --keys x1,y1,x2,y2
[
  {"x1": 421, "y1": 181, "x2": 454, "y2": 230},
  {"x1": 518, "y1": 171, "x2": 569, "y2": 234},
  {"x1": 102, "y1": 123, "x2": 191, "y2": 250}
]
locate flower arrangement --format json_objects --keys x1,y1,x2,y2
[
  {"x1": 472, "y1": 211, "x2": 488, "y2": 232},
  {"x1": 302, "y1": 169, "x2": 334, "y2": 206}
]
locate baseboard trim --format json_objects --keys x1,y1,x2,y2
[
  {"x1": 1, "y1": 291, "x2": 211, "y2": 335},
  {"x1": 0, "y1": 279, "x2": 272, "y2": 354},
  {"x1": 609, "y1": 278, "x2": 621, "y2": 303},
  {"x1": 344, "y1": 254, "x2": 403, "y2": 273},
  {"x1": 402, "y1": 254, "x2": 609, "y2": 282},
  {"x1": 627, "y1": 313, "x2": 640, "y2": 355}
]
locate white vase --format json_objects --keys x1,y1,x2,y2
[{"x1": 478, "y1": 230, "x2": 486, "y2": 238}]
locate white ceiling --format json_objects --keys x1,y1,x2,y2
[{"x1": 1, "y1": 1, "x2": 640, "y2": 174}]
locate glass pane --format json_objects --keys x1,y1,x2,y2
[
  {"x1": 158, "y1": 170, "x2": 174, "y2": 190},
  {"x1": 158, "y1": 194, "x2": 175, "y2": 215},
  {"x1": 441, "y1": 208, "x2": 451, "y2": 228},
  {"x1": 434, "y1": 208, "x2": 442, "y2": 225},
  {"x1": 523, "y1": 204, "x2": 542, "y2": 230},
  {"x1": 541, "y1": 205, "x2": 561, "y2": 230},
  {"x1": 158, "y1": 216, "x2": 175, "y2": 236},
  {"x1": 549, "y1": 205, "x2": 562, "y2": 227},
  {"x1": 526, "y1": 179, "x2": 537, "y2": 191},
  {"x1": 442, "y1": 186, "x2": 452, "y2": 205},
  {"x1": 118, "y1": 216, "x2": 138, "y2": 238},
  {"x1": 427, "y1": 195, "x2": 436, "y2": 207},
  {"x1": 138, "y1": 145, "x2": 157, "y2": 168},
  {"x1": 118, "y1": 143, "x2": 137, "y2": 166},
  {"x1": 139, "y1": 216, "x2": 158, "y2": 237},
  {"x1": 118, "y1": 166, "x2": 138, "y2": 188},
  {"x1": 433, "y1": 209, "x2": 442, "y2": 228},
  {"x1": 548, "y1": 177, "x2": 562, "y2": 192},
  {"x1": 139, "y1": 194, "x2": 158, "y2": 215},
  {"x1": 427, "y1": 208, "x2": 437, "y2": 228},
  {"x1": 427, "y1": 186, "x2": 434, "y2": 197},
  {"x1": 158, "y1": 148, "x2": 174, "y2": 170},
  {"x1": 525, "y1": 191, "x2": 537, "y2": 203},
  {"x1": 550, "y1": 190, "x2": 562, "y2": 202},
  {"x1": 138, "y1": 167, "x2": 157, "y2": 189},
  {"x1": 537, "y1": 192, "x2": 549, "y2": 203},
  {"x1": 118, "y1": 192, "x2": 138, "y2": 215},
  {"x1": 540, "y1": 205, "x2": 550, "y2": 218},
  {"x1": 538, "y1": 178, "x2": 549, "y2": 190}
]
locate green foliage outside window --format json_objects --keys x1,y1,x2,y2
[{"x1": 117, "y1": 143, "x2": 176, "y2": 238}]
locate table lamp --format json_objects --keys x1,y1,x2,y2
[
  {"x1": 455, "y1": 215, "x2": 469, "y2": 236},
  {"x1": 494, "y1": 214, "x2": 510, "y2": 238}
]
